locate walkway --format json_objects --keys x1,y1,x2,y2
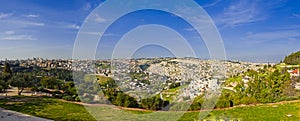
[{"x1": 0, "y1": 108, "x2": 52, "y2": 121}]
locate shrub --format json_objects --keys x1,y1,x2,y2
[
  {"x1": 240, "y1": 97, "x2": 257, "y2": 105},
  {"x1": 31, "y1": 86, "x2": 38, "y2": 92},
  {"x1": 37, "y1": 86, "x2": 46, "y2": 92},
  {"x1": 62, "y1": 95, "x2": 74, "y2": 101},
  {"x1": 81, "y1": 98, "x2": 91, "y2": 103},
  {"x1": 141, "y1": 96, "x2": 169, "y2": 110},
  {"x1": 168, "y1": 102, "x2": 190, "y2": 111},
  {"x1": 215, "y1": 99, "x2": 230, "y2": 109},
  {"x1": 53, "y1": 94, "x2": 63, "y2": 99},
  {"x1": 75, "y1": 96, "x2": 81, "y2": 102},
  {"x1": 72, "y1": 94, "x2": 77, "y2": 99},
  {"x1": 189, "y1": 101, "x2": 202, "y2": 111},
  {"x1": 52, "y1": 90, "x2": 62, "y2": 95}
]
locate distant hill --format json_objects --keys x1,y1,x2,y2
[{"x1": 284, "y1": 50, "x2": 300, "y2": 65}]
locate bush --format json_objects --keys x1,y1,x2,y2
[
  {"x1": 52, "y1": 90, "x2": 62, "y2": 95},
  {"x1": 53, "y1": 94, "x2": 63, "y2": 99},
  {"x1": 81, "y1": 98, "x2": 91, "y2": 103},
  {"x1": 141, "y1": 96, "x2": 169, "y2": 110},
  {"x1": 189, "y1": 101, "x2": 202, "y2": 111},
  {"x1": 240, "y1": 97, "x2": 257, "y2": 105},
  {"x1": 215, "y1": 99, "x2": 230, "y2": 109},
  {"x1": 31, "y1": 86, "x2": 38, "y2": 92},
  {"x1": 169, "y1": 102, "x2": 190, "y2": 111},
  {"x1": 169, "y1": 82, "x2": 181, "y2": 89},
  {"x1": 75, "y1": 96, "x2": 81, "y2": 102},
  {"x1": 37, "y1": 86, "x2": 46, "y2": 92},
  {"x1": 285, "y1": 96, "x2": 299, "y2": 101},
  {"x1": 82, "y1": 94, "x2": 94, "y2": 103},
  {"x1": 62, "y1": 95, "x2": 74, "y2": 101}
]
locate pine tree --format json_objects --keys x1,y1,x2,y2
[{"x1": 3, "y1": 62, "x2": 12, "y2": 76}]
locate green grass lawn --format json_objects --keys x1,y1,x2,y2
[
  {"x1": 179, "y1": 102, "x2": 300, "y2": 121},
  {"x1": 0, "y1": 96, "x2": 300, "y2": 121},
  {"x1": 0, "y1": 96, "x2": 95, "y2": 121}
]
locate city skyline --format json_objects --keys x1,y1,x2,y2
[{"x1": 0, "y1": 0, "x2": 300, "y2": 63}]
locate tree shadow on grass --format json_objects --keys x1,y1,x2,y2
[{"x1": 0, "y1": 96, "x2": 57, "y2": 116}]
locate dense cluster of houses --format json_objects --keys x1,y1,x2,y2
[
  {"x1": 106, "y1": 58, "x2": 265, "y2": 101},
  {"x1": 0, "y1": 58, "x2": 73, "y2": 70},
  {"x1": 0, "y1": 57, "x2": 267, "y2": 101}
]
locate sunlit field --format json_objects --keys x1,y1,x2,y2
[{"x1": 0, "y1": 96, "x2": 299, "y2": 121}]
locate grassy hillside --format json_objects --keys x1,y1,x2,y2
[
  {"x1": 0, "y1": 96, "x2": 299, "y2": 121},
  {"x1": 0, "y1": 96, "x2": 95, "y2": 121}
]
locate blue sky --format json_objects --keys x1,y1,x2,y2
[{"x1": 0, "y1": 0, "x2": 299, "y2": 62}]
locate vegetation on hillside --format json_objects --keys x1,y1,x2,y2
[
  {"x1": 0, "y1": 63, "x2": 79, "y2": 102},
  {"x1": 1, "y1": 50, "x2": 300, "y2": 120},
  {"x1": 284, "y1": 50, "x2": 300, "y2": 65},
  {"x1": 219, "y1": 68, "x2": 297, "y2": 106},
  {"x1": 1, "y1": 61, "x2": 299, "y2": 111}
]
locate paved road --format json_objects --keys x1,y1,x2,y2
[{"x1": 0, "y1": 108, "x2": 52, "y2": 121}]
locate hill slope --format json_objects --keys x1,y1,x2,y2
[{"x1": 284, "y1": 50, "x2": 300, "y2": 65}]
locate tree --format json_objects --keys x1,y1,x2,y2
[
  {"x1": 232, "y1": 68, "x2": 296, "y2": 104},
  {"x1": 0, "y1": 62, "x2": 13, "y2": 92},
  {"x1": 115, "y1": 93, "x2": 124, "y2": 106},
  {"x1": 3, "y1": 62, "x2": 12, "y2": 76},
  {"x1": 62, "y1": 81, "x2": 78, "y2": 96},
  {"x1": 114, "y1": 92, "x2": 138, "y2": 108},
  {"x1": 123, "y1": 94, "x2": 138, "y2": 108},
  {"x1": 284, "y1": 50, "x2": 300, "y2": 65},
  {"x1": 0, "y1": 73, "x2": 11, "y2": 92},
  {"x1": 189, "y1": 101, "x2": 202, "y2": 111},
  {"x1": 169, "y1": 82, "x2": 181, "y2": 89},
  {"x1": 41, "y1": 77, "x2": 61, "y2": 89},
  {"x1": 141, "y1": 96, "x2": 169, "y2": 110},
  {"x1": 10, "y1": 73, "x2": 34, "y2": 95}
]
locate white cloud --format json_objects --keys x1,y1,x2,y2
[
  {"x1": 272, "y1": 24, "x2": 300, "y2": 30},
  {"x1": 293, "y1": 14, "x2": 300, "y2": 18},
  {"x1": 67, "y1": 24, "x2": 80, "y2": 30},
  {"x1": 16, "y1": 21, "x2": 45, "y2": 26},
  {"x1": 184, "y1": 28, "x2": 195, "y2": 32},
  {"x1": 0, "y1": 14, "x2": 45, "y2": 28},
  {"x1": 94, "y1": 14, "x2": 108, "y2": 23},
  {"x1": 0, "y1": 12, "x2": 13, "y2": 19},
  {"x1": 245, "y1": 30, "x2": 300, "y2": 44},
  {"x1": 82, "y1": 31, "x2": 103, "y2": 35},
  {"x1": 2, "y1": 34, "x2": 36, "y2": 41},
  {"x1": 217, "y1": 0, "x2": 266, "y2": 28},
  {"x1": 81, "y1": 2, "x2": 91, "y2": 11},
  {"x1": 4, "y1": 31, "x2": 15, "y2": 35},
  {"x1": 81, "y1": 31, "x2": 119, "y2": 37},
  {"x1": 23, "y1": 14, "x2": 39, "y2": 18},
  {"x1": 203, "y1": 0, "x2": 222, "y2": 8},
  {"x1": 103, "y1": 33, "x2": 119, "y2": 37},
  {"x1": 1, "y1": 30, "x2": 37, "y2": 41}
]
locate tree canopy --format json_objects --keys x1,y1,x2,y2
[
  {"x1": 0, "y1": 62, "x2": 13, "y2": 92},
  {"x1": 284, "y1": 50, "x2": 300, "y2": 65},
  {"x1": 10, "y1": 73, "x2": 34, "y2": 95}
]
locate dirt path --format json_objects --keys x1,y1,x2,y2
[
  {"x1": 0, "y1": 108, "x2": 52, "y2": 121},
  {"x1": 2, "y1": 87, "x2": 300, "y2": 112}
]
